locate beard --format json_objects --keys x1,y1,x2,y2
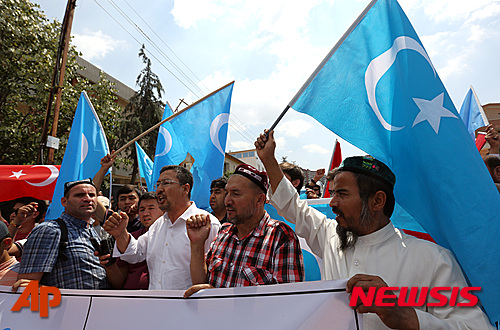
[
  {"x1": 227, "y1": 203, "x2": 257, "y2": 226},
  {"x1": 336, "y1": 225, "x2": 359, "y2": 251},
  {"x1": 334, "y1": 199, "x2": 372, "y2": 251},
  {"x1": 157, "y1": 194, "x2": 170, "y2": 212}
]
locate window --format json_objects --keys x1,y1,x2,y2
[
  {"x1": 243, "y1": 152, "x2": 248, "y2": 157},
  {"x1": 248, "y1": 151, "x2": 255, "y2": 157},
  {"x1": 235, "y1": 153, "x2": 242, "y2": 158}
]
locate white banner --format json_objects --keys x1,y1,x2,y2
[{"x1": 0, "y1": 279, "x2": 361, "y2": 329}]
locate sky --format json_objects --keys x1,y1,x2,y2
[{"x1": 31, "y1": 0, "x2": 500, "y2": 170}]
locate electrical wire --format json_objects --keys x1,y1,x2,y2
[
  {"x1": 93, "y1": 0, "x2": 275, "y2": 158},
  {"x1": 92, "y1": 0, "x2": 202, "y2": 98},
  {"x1": 106, "y1": 0, "x2": 205, "y2": 96},
  {"x1": 121, "y1": 0, "x2": 210, "y2": 94}
]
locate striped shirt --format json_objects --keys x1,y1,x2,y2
[
  {"x1": 207, "y1": 212, "x2": 304, "y2": 287},
  {"x1": 0, "y1": 257, "x2": 19, "y2": 286}
]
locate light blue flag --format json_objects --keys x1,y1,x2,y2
[
  {"x1": 135, "y1": 142, "x2": 153, "y2": 190},
  {"x1": 46, "y1": 91, "x2": 110, "y2": 220},
  {"x1": 289, "y1": 0, "x2": 500, "y2": 323},
  {"x1": 170, "y1": 82, "x2": 234, "y2": 209},
  {"x1": 150, "y1": 103, "x2": 188, "y2": 191},
  {"x1": 459, "y1": 86, "x2": 489, "y2": 140},
  {"x1": 265, "y1": 203, "x2": 322, "y2": 282}
]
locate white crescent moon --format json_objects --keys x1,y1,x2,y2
[
  {"x1": 155, "y1": 126, "x2": 172, "y2": 157},
  {"x1": 81, "y1": 133, "x2": 88, "y2": 164},
  {"x1": 365, "y1": 36, "x2": 436, "y2": 131},
  {"x1": 25, "y1": 165, "x2": 59, "y2": 187},
  {"x1": 210, "y1": 113, "x2": 229, "y2": 155}
]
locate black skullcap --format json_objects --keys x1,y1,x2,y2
[
  {"x1": 64, "y1": 178, "x2": 96, "y2": 196},
  {"x1": 337, "y1": 156, "x2": 396, "y2": 187}
]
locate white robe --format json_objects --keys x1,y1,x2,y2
[{"x1": 268, "y1": 177, "x2": 493, "y2": 329}]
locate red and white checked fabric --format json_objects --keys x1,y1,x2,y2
[{"x1": 206, "y1": 212, "x2": 304, "y2": 288}]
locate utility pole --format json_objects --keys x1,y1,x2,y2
[{"x1": 37, "y1": 0, "x2": 77, "y2": 164}]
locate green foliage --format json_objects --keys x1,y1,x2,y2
[
  {"x1": 117, "y1": 45, "x2": 164, "y2": 183},
  {"x1": 0, "y1": 0, "x2": 122, "y2": 164}
]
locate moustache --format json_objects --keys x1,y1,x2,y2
[{"x1": 331, "y1": 206, "x2": 344, "y2": 218}]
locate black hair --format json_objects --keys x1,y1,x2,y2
[
  {"x1": 354, "y1": 172, "x2": 395, "y2": 217},
  {"x1": 159, "y1": 165, "x2": 193, "y2": 198},
  {"x1": 328, "y1": 169, "x2": 395, "y2": 217},
  {"x1": 10, "y1": 197, "x2": 47, "y2": 223},
  {"x1": 210, "y1": 177, "x2": 227, "y2": 190},
  {"x1": 116, "y1": 185, "x2": 143, "y2": 200},
  {"x1": 138, "y1": 191, "x2": 158, "y2": 207}
]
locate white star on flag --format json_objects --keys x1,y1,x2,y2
[
  {"x1": 412, "y1": 93, "x2": 458, "y2": 134},
  {"x1": 9, "y1": 170, "x2": 26, "y2": 179}
]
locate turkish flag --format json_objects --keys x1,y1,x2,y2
[
  {"x1": 323, "y1": 140, "x2": 342, "y2": 198},
  {"x1": 0, "y1": 165, "x2": 61, "y2": 202}
]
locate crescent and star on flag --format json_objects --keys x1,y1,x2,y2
[
  {"x1": 8, "y1": 165, "x2": 60, "y2": 187},
  {"x1": 155, "y1": 113, "x2": 229, "y2": 161},
  {"x1": 366, "y1": 36, "x2": 458, "y2": 134}
]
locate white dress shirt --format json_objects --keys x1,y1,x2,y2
[
  {"x1": 114, "y1": 202, "x2": 220, "y2": 290},
  {"x1": 268, "y1": 177, "x2": 494, "y2": 329}
]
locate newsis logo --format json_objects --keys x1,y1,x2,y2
[
  {"x1": 11, "y1": 281, "x2": 61, "y2": 317},
  {"x1": 349, "y1": 286, "x2": 481, "y2": 307}
]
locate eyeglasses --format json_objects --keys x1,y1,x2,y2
[
  {"x1": 9, "y1": 208, "x2": 19, "y2": 215},
  {"x1": 154, "y1": 179, "x2": 182, "y2": 190}
]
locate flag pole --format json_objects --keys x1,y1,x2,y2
[
  {"x1": 266, "y1": 0, "x2": 377, "y2": 134},
  {"x1": 135, "y1": 144, "x2": 143, "y2": 189},
  {"x1": 470, "y1": 85, "x2": 489, "y2": 126},
  {"x1": 111, "y1": 81, "x2": 234, "y2": 158},
  {"x1": 266, "y1": 105, "x2": 290, "y2": 135}
]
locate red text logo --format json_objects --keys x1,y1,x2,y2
[
  {"x1": 11, "y1": 280, "x2": 61, "y2": 317},
  {"x1": 349, "y1": 287, "x2": 481, "y2": 307}
]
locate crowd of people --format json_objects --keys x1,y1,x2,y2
[{"x1": 0, "y1": 126, "x2": 498, "y2": 329}]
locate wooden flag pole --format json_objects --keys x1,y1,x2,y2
[{"x1": 110, "y1": 81, "x2": 234, "y2": 158}]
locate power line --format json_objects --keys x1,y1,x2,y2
[
  {"x1": 92, "y1": 0, "x2": 203, "y2": 98},
  {"x1": 105, "y1": 0, "x2": 205, "y2": 97},
  {"x1": 93, "y1": 0, "x2": 271, "y2": 157},
  {"x1": 121, "y1": 0, "x2": 210, "y2": 94}
]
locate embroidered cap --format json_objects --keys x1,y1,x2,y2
[
  {"x1": 64, "y1": 178, "x2": 96, "y2": 196},
  {"x1": 234, "y1": 164, "x2": 269, "y2": 194},
  {"x1": 338, "y1": 156, "x2": 396, "y2": 187}
]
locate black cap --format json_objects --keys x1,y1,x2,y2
[
  {"x1": 338, "y1": 156, "x2": 396, "y2": 187},
  {"x1": 64, "y1": 178, "x2": 96, "y2": 196}
]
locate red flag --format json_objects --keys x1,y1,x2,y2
[
  {"x1": 323, "y1": 140, "x2": 342, "y2": 198},
  {"x1": 0, "y1": 165, "x2": 61, "y2": 202},
  {"x1": 401, "y1": 229, "x2": 435, "y2": 243},
  {"x1": 475, "y1": 132, "x2": 487, "y2": 151}
]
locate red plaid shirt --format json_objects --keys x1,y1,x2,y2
[{"x1": 206, "y1": 212, "x2": 304, "y2": 287}]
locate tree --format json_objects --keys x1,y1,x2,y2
[
  {"x1": 0, "y1": 0, "x2": 121, "y2": 164},
  {"x1": 117, "y1": 45, "x2": 164, "y2": 183}
]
